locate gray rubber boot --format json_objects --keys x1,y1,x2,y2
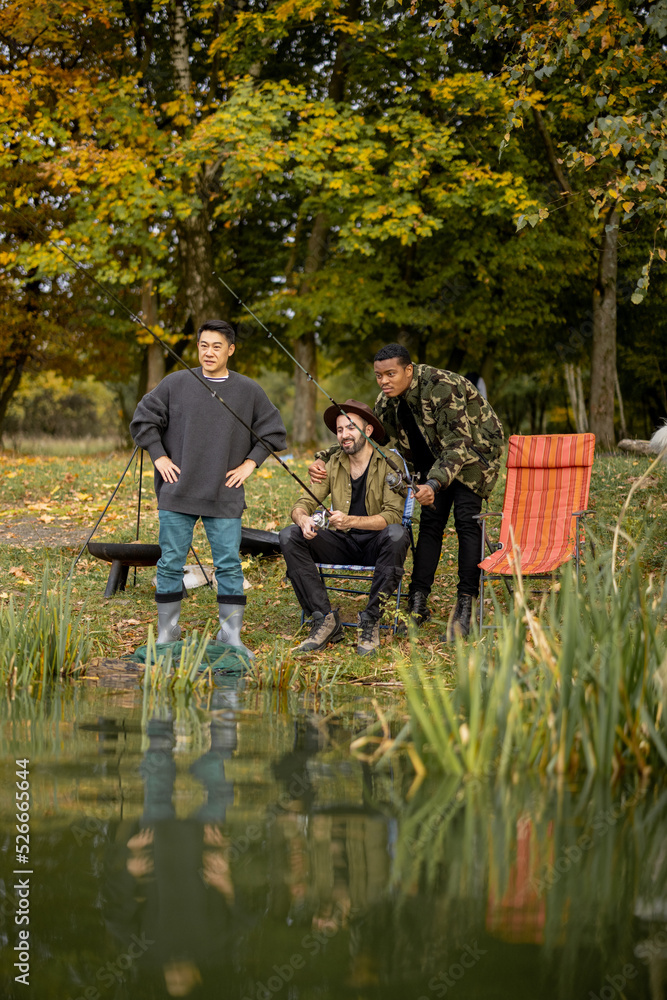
[
  {"x1": 217, "y1": 603, "x2": 255, "y2": 660},
  {"x1": 157, "y1": 600, "x2": 182, "y2": 644}
]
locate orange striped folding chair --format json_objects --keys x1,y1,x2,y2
[{"x1": 477, "y1": 433, "x2": 595, "y2": 632}]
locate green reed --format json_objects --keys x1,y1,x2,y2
[
  {"x1": 246, "y1": 640, "x2": 347, "y2": 689},
  {"x1": 140, "y1": 627, "x2": 213, "y2": 701},
  {"x1": 400, "y1": 535, "x2": 667, "y2": 783},
  {"x1": 247, "y1": 642, "x2": 302, "y2": 689},
  {"x1": 0, "y1": 568, "x2": 91, "y2": 688}
]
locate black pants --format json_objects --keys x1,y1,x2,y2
[
  {"x1": 279, "y1": 523, "x2": 410, "y2": 620},
  {"x1": 409, "y1": 480, "x2": 483, "y2": 599}
]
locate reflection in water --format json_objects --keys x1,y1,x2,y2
[
  {"x1": 1, "y1": 687, "x2": 667, "y2": 999},
  {"x1": 105, "y1": 700, "x2": 238, "y2": 996},
  {"x1": 268, "y1": 715, "x2": 391, "y2": 992}
]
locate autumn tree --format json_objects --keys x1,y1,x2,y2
[
  {"x1": 5, "y1": 0, "x2": 662, "y2": 449},
  {"x1": 1, "y1": 0, "x2": 555, "y2": 445},
  {"x1": 424, "y1": 0, "x2": 667, "y2": 447}
]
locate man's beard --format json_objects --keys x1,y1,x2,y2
[{"x1": 342, "y1": 435, "x2": 367, "y2": 455}]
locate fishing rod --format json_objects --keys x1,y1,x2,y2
[
  {"x1": 7, "y1": 204, "x2": 330, "y2": 513},
  {"x1": 213, "y1": 273, "x2": 414, "y2": 493}
]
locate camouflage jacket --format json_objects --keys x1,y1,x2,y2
[{"x1": 375, "y1": 365, "x2": 504, "y2": 499}]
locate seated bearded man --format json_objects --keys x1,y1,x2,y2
[{"x1": 280, "y1": 400, "x2": 410, "y2": 656}]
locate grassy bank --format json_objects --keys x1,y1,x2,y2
[{"x1": 0, "y1": 446, "x2": 666, "y2": 684}]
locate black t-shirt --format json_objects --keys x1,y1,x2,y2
[
  {"x1": 396, "y1": 396, "x2": 435, "y2": 480},
  {"x1": 349, "y1": 465, "x2": 369, "y2": 517}
]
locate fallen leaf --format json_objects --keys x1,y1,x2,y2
[
  {"x1": 627, "y1": 475, "x2": 657, "y2": 487},
  {"x1": 9, "y1": 566, "x2": 33, "y2": 582}
]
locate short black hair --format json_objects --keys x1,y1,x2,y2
[
  {"x1": 373, "y1": 343, "x2": 412, "y2": 367},
  {"x1": 197, "y1": 319, "x2": 236, "y2": 345}
]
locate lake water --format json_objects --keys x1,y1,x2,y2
[{"x1": 1, "y1": 682, "x2": 666, "y2": 1000}]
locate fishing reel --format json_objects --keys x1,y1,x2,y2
[
  {"x1": 386, "y1": 470, "x2": 410, "y2": 497},
  {"x1": 311, "y1": 508, "x2": 329, "y2": 528}
]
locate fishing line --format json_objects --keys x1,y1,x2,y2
[
  {"x1": 213, "y1": 272, "x2": 414, "y2": 492},
  {"x1": 7, "y1": 204, "x2": 329, "y2": 512}
]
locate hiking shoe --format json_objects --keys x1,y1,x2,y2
[
  {"x1": 357, "y1": 612, "x2": 380, "y2": 656},
  {"x1": 441, "y1": 594, "x2": 475, "y2": 642},
  {"x1": 294, "y1": 610, "x2": 344, "y2": 653}
]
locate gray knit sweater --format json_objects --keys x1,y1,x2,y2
[{"x1": 130, "y1": 369, "x2": 286, "y2": 518}]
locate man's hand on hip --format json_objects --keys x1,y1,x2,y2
[
  {"x1": 226, "y1": 459, "x2": 257, "y2": 488},
  {"x1": 154, "y1": 456, "x2": 181, "y2": 483},
  {"x1": 308, "y1": 459, "x2": 327, "y2": 484}
]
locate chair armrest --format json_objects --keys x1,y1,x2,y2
[
  {"x1": 474, "y1": 511, "x2": 503, "y2": 521},
  {"x1": 572, "y1": 509, "x2": 593, "y2": 517}
]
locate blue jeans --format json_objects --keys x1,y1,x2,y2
[{"x1": 156, "y1": 510, "x2": 244, "y2": 600}]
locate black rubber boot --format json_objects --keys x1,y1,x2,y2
[
  {"x1": 442, "y1": 594, "x2": 474, "y2": 642},
  {"x1": 408, "y1": 590, "x2": 431, "y2": 626}
]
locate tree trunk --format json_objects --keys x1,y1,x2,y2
[
  {"x1": 170, "y1": 0, "x2": 223, "y2": 334},
  {"x1": 564, "y1": 363, "x2": 588, "y2": 433},
  {"x1": 0, "y1": 353, "x2": 25, "y2": 440},
  {"x1": 292, "y1": 335, "x2": 319, "y2": 447},
  {"x1": 589, "y1": 208, "x2": 618, "y2": 449},
  {"x1": 287, "y1": 3, "x2": 359, "y2": 449},
  {"x1": 290, "y1": 212, "x2": 329, "y2": 449},
  {"x1": 614, "y1": 370, "x2": 627, "y2": 440},
  {"x1": 170, "y1": 0, "x2": 191, "y2": 94},
  {"x1": 177, "y1": 209, "x2": 225, "y2": 333},
  {"x1": 142, "y1": 279, "x2": 165, "y2": 392},
  {"x1": 0, "y1": 278, "x2": 39, "y2": 438}
]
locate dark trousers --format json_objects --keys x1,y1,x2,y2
[
  {"x1": 409, "y1": 480, "x2": 483, "y2": 599},
  {"x1": 279, "y1": 523, "x2": 410, "y2": 620}
]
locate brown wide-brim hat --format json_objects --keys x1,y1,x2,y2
[{"x1": 323, "y1": 399, "x2": 386, "y2": 443}]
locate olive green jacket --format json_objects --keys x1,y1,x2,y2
[
  {"x1": 292, "y1": 449, "x2": 405, "y2": 527},
  {"x1": 375, "y1": 365, "x2": 504, "y2": 499}
]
